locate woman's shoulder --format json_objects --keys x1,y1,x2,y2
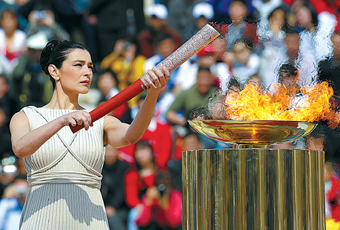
[{"x1": 9, "y1": 109, "x2": 30, "y2": 131}]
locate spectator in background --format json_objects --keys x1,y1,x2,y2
[
  {"x1": 166, "y1": 66, "x2": 216, "y2": 127},
  {"x1": 0, "y1": 74, "x2": 20, "y2": 158},
  {"x1": 124, "y1": 140, "x2": 158, "y2": 230},
  {"x1": 168, "y1": 130, "x2": 202, "y2": 192},
  {"x1": 261, "y1": 26, "x2": 303, "y2": 88},
  {"x1": 136, "y1": 170, "x2": 182, "y2": 230},
  {"x1": 309, "y1": 0, "x2": 340, "y2": 32},
  {"x1": 12, "y1": 32, "x2": 52, "y2": 107},
  {"x1": 252, "y1": 0, "x2": 284, "y2": 20},
  {"x1": 167, "y1": 0, "x2": 205, "y2": 42},
  {"x1": 138, "y1": 4, "x2": 182, "y2": 59},
  {"x1": 257, "y1": 5, "x2": 289, "y2": 88},
  {"x1": 230, "y1": 38, "x2": 261, "y2": 88},
  {"x1": 319, "y1": 32, "x2": 340, "y2": 101},
  {"x1": 144, "y1": 33, "x2": 187, "y2": 92},
  {"x1": 100, "y1": 39, "x2": 146, "y2": 108},
  {"x1": 0, "y1": 73, "x2": 20, "y2": 120},
  {"x1": 184, "y1": 2, "x2": 215, "y2": 41},
  {"x1": 278, "y1": 62, "x2": 299, "y2": 97},
  {"x1": 0, "y1": 174, "x2": 28, "y2": 230},
  {"x1": 325, "y1": 160, "x2": 340, "y2": 222},
  {"x1": 0, "y1": 7, "x2": 26, "y2": 71},
  {"x1": 217, "y1": 0, "x2": 261, "y2": 71},
  {"x1": 175, "y1": 40, "x2": 230, "y2": 95},
  {"x1": 317, "y1": 31, "x2": 340, "y2": 164},
  {"x1": 124, "y1": 94, "x2": 173, "y2": 171},
  {"x1": 96, "y1": 69, "x2": 133, "y2": 124},
  {"x1": 0, "y1": 106, "x2": 12, "y2": 159},
  {"x1": 0, "y1": 156, "x2": 19, "y2": 198},
  {"x1": 220, "y1": 0, "x2": 259, "y2": 53},
  {"x1": 207, "y1": 0, "x2": 256, "y2": 23},
  {"x1": 25, "y1": 7, "x2": 70, "y2": 41},
  {"x1": 166, "y1": 66, "x2": 216, "y2": 149},
  {"x1": 88, "y1": 0, "x2": 130, "y2": 61},
  {"x1": 101, "y1": 145, "x2": 130, "y2": 230},
  {"x1": 293, "y1": 2, "x2": 335, "y2": 62}
]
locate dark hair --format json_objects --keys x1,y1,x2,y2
[
  {"x1": 279, "y1": 62, "x2": 298, "y2": 79},
  {"x1": 228, "y1": 78, "x2": 241, "y2": 88},
  {"x1": 198, "y1": 65, "x2": 211, "y2": 73},
  {"x1": 267, "y1": 5, "x2": 289, "y2": 31},
  {"x1": 40, "y1": 40, "x2": 89, "y2": 89},
  {"x1": 296, "y1": 3, "x2": 318, "y2": 28},
  {"x1": 155, "y1": 33, "x2": 175, "y2": 46},
  {"x1": 0, "y1": 7, "x2": 17, "y2": 21},
  {"x1": 232, "y1": 38, "x2": 253, "y2": 51},
  {"x1": 284, "y1": 25, "x2": 299, "y2": 35}
]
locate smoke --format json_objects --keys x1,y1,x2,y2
[{"x1": 189, "y1": 14, "x2": 339, "y2": 128}]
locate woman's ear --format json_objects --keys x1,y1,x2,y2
[{"x1": 48, "y1": 64, "x2": 60, "y2": 82}]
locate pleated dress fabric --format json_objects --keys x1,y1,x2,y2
[{"x1": 19, "y1": 106, "x2": 109, "y2": 230}]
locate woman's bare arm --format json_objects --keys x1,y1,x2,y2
[
  {"x1": 104, "y1": 67, "x2": 170, "y2": 147},
  {"x1": 10, "y1": 110, "x2": 92, "y2": 158}
]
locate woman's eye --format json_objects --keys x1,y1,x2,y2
[{"x1": 75, "y1": 63, "x2": 82, "y2": 67}]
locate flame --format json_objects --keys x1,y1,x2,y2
[{"x1": 224, "y1": 82, "x2": 340, "y2": 128}]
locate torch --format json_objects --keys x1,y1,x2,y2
[{"x1": 71, "y1": 23, "x2": 220, "y2": 133}]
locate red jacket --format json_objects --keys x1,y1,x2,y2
[
  {"x1": 310, "y1": 0, "x2": 340, "y2": 31},
  {"x1": 124, "y1": 169, "x2": 155, "y2": 208},
  {"x1": 327, "y1": 175, "x2": 340, "y2": 221},
  {"x1": 138, "y1": 26, "x2": 182, "y2": 58},
  {"x1": 119, "y1": 121, "x2": 173, "y2": 170},
  {"x1": 136, "y1": 189, "x2": 182, "y2": 228}
]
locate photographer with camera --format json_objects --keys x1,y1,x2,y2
[
  {"x1": 25, "y1": 8, "x2": 70, "y2": 41},
  {"x1": 136, "y1": 170, "x2": 182, "y2": 230},
  {"x1": 100, "y1": 39, "x2": 146, "y2": 108}
]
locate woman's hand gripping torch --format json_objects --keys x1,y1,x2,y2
[{"x1": 70, "y1": 23, "x2": 221, "y2": 133}]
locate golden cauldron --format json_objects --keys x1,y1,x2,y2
[
  {"x1": 182, "y1": 120, "x2": 325, "y2": 230},
  {"x1": 188, "y1": 119, "x2": 317, "y2": 147}
]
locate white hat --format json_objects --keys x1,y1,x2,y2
[
  {"x1": 147, "y1": 4, "x2": 168, "y2": 19},
  {"x1": 193, "y1": 2, "x2": 214, "y2": 20},
  {"x1": 26, "y1": 31, "x2": 48, "y2": 50}
]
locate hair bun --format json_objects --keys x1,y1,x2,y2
[{"x1": 40, "y1": 40, "x2": 62, "y2": 75}]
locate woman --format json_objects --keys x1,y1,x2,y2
[
  {"x1": 0, "y1": 7, "x2": 26, "y2": 71},
  {"x1": 124, "y1": 140, "x2": 158, "y2": 230},
  {"x1": 9, "y1": 40, "x2": 170, "y2": 229}
]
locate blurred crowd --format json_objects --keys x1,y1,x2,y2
[{"x1": 1, "y1": 0, "x2": 340, "y2": 229}]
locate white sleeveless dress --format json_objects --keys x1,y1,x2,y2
[{"x1": 19, "y1": 106, "x2": 109, "y2": 230}]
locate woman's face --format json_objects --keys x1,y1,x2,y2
[
  {"x1": 135, "y1": 146, "x2": 153, "y2": 168},
  {"x1": 56, "y1": 49, "x2": 93, "y2": 94},
  {"x1": 269, "y1": 9, "x2": 285, "y2": 28},
  {"x1": 233, "y1": 42, "x2": 251, "y2": 65},
  {"x1": 1, "y1": 12, "x2": 17, "y2": 36}
]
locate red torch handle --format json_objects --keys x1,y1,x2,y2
[
  {"x1": 70, "y1": 79, "x2": 145, "y2": 133},
  {"x1": 70, "y1": 23, "x2": 220, "y2": 133}
]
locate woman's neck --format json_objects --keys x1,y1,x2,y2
[{"x1": 44, "y1": 88, "x2": 81, "y2": 110}]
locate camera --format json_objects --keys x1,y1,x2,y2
[
  {"x1": 157, "y1": 183, "x2": 167, "y2": 197},
  {"x1": 123, "y1": 41, "x2": 131, "y2": 50},
  {"x1": 35, "y1": 11, "x2": 46, "y2": 21}
]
